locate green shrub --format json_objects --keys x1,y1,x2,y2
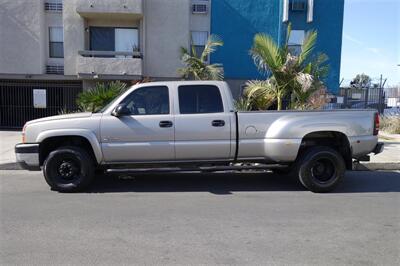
[
  {"x1": 380, "y1": 115, "x2": 400, "y2": 134},
  {"x1": 77, "y1": 81, "x2": 127, "y2": 112}
]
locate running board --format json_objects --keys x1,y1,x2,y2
[{"x1": 106, "y1": 164, "x2": 288, "y2": 174}]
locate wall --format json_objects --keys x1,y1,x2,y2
[
  {"x1": 211, "y1": 0, "x2": 344, "y2": 93},
  {"x1": 143, "y1": 0, "x2": 190, "y2": 78},
  {"x1": 289, "y1": 0, "x2": 344, "y2": 93},
  {"x1": 210, "y1": 0, "x2": 282, "y2": 79},
  {"x1": 63, "y1": 0, "x2": 85, "y2": 76},
  {"x1": 0, "y1": 0, "x2": 46, "y2": 75}
]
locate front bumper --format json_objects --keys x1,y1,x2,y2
[
  {"x1": 373, "y1": 142, "x2": 384, "y2": 155},
  {"x1": 15, "y1": 143, "x2": 40, "y2": 171}
]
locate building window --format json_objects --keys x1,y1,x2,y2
[
  {"x1": 191, "y1": 31, "x2": 208, "y2": 58},
  {"x1": 288, "y1": 30, "x2": 305, "y2": 55},
  {"x1": 49, "y1": 27, "x2": 64, "y2": 58},
  {"x1": 89, "y1": 27, "x2": 139, "y2": 58},
  {"x1": 290, "y1": 0, "x2": 306, "y2": 11}
]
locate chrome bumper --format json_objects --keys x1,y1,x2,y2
[{"x1": 15, "y1": 143, "x2": 40, "y2": 171}]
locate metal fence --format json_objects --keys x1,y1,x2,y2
[
  {"x1": 0, "y1": 79, "x2": 82, "y2": 129},
  {"x1": 323, "y1": 87, "x2": 386, "y2": 113}
]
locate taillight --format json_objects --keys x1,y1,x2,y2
[{"x1": 373, "y1": 113, "x2": 379, "y2": 136}]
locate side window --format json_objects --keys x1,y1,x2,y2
[
  {"x1": 121, "y1": 86, "x2": 169, "y2": 115},
  {"x1": 178, "y1": 85, "x2": 224, "y2": 114}
]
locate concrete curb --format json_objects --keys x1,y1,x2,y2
[
  {"x1": 353, "y1": 162, "x2": 400, "y2": 171},
  {"x1": 0, "y1": 162, "x2": 24, "y2": 171},
  {"x1": 1, "y1": 162, "x2": 399, "y2": 171}
]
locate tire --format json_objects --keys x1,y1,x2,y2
[
  {"x1": 43, "y1": 146, "x2": 95, "y2": 192},
  {"x1": 297, "y1": 146, "x2": 345, "y2": 193}
]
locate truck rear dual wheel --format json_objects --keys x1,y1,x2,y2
[
  {"x1": 297, "y1": 146, "x2": 345, "y2": 193},
  {"x1": 43, "y1": 146, "x2": 95, "y2": 192}
]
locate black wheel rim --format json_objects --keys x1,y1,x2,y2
[
  {"x1": 310, "y1": 158, "x2": 336, "y2": 184},
  {"x1": 55, "y1": 156, "x2": 82, "y2": 184}
]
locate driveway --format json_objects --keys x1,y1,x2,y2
[{"x1": 1, "y1": 170, "x2": 399, "y2": 265}]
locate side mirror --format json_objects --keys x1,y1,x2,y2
[{"x1": 112, "y1": 104, "x2": 131, "y2": 117}]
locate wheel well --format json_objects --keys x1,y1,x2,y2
[
  {"x1": 39, "y1": 136, "x2": 97, "y2": 166},
  {"x1": 299, "y1": 131, "x2": 352, "y2": 170}
]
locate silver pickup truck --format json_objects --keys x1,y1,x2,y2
[{"x1": 15, "y1": 81, "x2": 383, "y2": 193}]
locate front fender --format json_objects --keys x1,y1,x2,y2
[{"x1": 36, "y1": 129, "x2": 103, "y2": 163}]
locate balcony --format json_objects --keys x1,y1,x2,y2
[
  {"x1": 76, "y1": 0, "x2": 143, "y2": 19},
  {"x1": 77, "y1": 51, "x2": 142, "y2": 78}
]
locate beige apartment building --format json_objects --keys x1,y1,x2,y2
[{"x1": 0, "y1": 0, "x2": 211, "y2": 127}]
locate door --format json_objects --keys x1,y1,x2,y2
[
  {"x1": 174, "y1": 85, "x2": 232, "y2": 160},
  {"x1": 100, "y1": 86, "x2": 174, "y2": 162}
]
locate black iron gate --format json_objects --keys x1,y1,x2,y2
[{"x1": 0, "y1": 79, "x2": 82, "y2": 129}]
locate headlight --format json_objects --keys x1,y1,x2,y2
[{"x1": 22, "y1": 124, "x2": 27, "y2": 143}]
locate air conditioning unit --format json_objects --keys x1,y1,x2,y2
[
  {"x1": 290, "y1": 0, "x2": 306, "y2": 11},
  {"x1": 44, "y1": 2, "x2": 63, "y2": 12},
  {"x1": 46, "y1": 65, "x2": 64, "y2": 75},
  {"x1": 192, "y1": 4, "x2": 208, "y2": 14}
]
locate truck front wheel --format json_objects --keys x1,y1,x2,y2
[
  {"x1": 297, "y1": 146, "x2": 345, "y2": 193},
  {"x1": 43, "y1": 146, "x2": 95, "y2": 192}
]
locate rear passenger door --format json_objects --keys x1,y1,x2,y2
[{"x1": 174, "y1": 85, "x2": 232, "y2": 160}]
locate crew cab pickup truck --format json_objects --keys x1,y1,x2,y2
[{"x1": 15, "y1": 81, "x2": 384, "y2": 193}]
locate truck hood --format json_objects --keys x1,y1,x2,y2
[{"x1": 26, "y1": 112, "x2": 93, "y2": 125}]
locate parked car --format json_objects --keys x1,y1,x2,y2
[{"x1": 15, "y1": 81, "x2": 383, "y2": 193}]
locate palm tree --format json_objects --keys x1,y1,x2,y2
[
  {"x1": 246, "y1": 23, "x2": 327, "y2": 110},
  {"x1": 178, "y1": 35, "x2": 224, "y2": 80}
]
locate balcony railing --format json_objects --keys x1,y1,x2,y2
[
  {"x1": 78, "y1": 50, "x2": 142, "y2": 58},
  {"x1": 77, "y1": 51, "x2": 143, "y2": 77}
]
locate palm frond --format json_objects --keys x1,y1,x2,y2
[
  {"x1": 205, "y1": 63, "x2": 224, "y2": 80},
  {"x1": 178, "y1": 35, "x2": 224, "y2": 80},
  {"x1": 244, "y1": 80, "x2": 277, "y2": 110},
  {"x1": 200, "y1": 34, "x2": 223, "y2": 62},
  {"x1": 250, "y1": 34, "x2": 283, "y2": 74},
  {"x1": 298, "y1": 30, "x2": 317, "y2": 65}
]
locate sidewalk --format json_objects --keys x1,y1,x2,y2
[
  {"x1": 0, "y1": 130, "x2": 21, "y2": 169},
  {"x1": 1, "y1": 130, "x2": 399, "y2": 170}
]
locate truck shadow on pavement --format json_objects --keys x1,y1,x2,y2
[{"x1": 86, "y1": 171, "x2": 400, "y2": 194}]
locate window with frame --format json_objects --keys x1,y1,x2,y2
[
  {"x1": 178, "y1": 85, "x2": 224, "y2": 114},
  {"x1": 121, "y1": 86, "x2": 170, "y2": 115},
  {"x1": 288, "y1": 30, "x2": 305, "y2": 55},
  {"x1": 89, "y1": 27, "x2": 139, "y2": 58},
  {"x1": 191, "y1": 31, "x2": 208, "y2": 59},
  {"x1": 49, "y1": 27, "x2": 64, "y2": 58}
]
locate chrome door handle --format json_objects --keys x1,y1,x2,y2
[
  {"x1": 212, "y1": 120, "x2": 225, "y2": 127},
  {"x1": 159, "y1": 120, "x2": 173, "y2": 128}
]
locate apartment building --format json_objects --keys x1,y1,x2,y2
[
  {"x1": 211, "y1": 0, "x2": 345, "y2": 97},
  {"x1": 0, "y1": 0, "x2": 344, "y2": 128},
  {"x1": 0, "y1": 0, "x2": 211, "y2": 127}
]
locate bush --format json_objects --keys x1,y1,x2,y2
[
  {"x1": 77, "y1": 81, "x2": 127, "y2": 112},
  {"x1": 380, "y1": 115, "x2": 400, "y2": 134}
]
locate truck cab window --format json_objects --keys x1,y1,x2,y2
[
  {"x1": 178, "y1": 85, "x2": 223, "y2": 114},
  {"x1": 121, "y1": 86, "x2": 169, "y2": 115}
]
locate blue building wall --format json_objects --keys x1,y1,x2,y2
[{"x1": 210, "y1": 0, "x2": 344, "y2": 93}]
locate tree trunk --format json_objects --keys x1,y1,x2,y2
[{"x1": 277, "y1": 97, "x2": 282, "y2": 111}]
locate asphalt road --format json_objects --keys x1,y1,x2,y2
[{"x1": 1, "y1": 170, "x2": 399, "y2": 265}]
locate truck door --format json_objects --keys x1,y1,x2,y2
[
  {"x1": 100, "y1": 85, "x2": 175, "y2": 162},
  {"x1": 174, "y1": 84, "x2": 233, "y2": 160}
]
